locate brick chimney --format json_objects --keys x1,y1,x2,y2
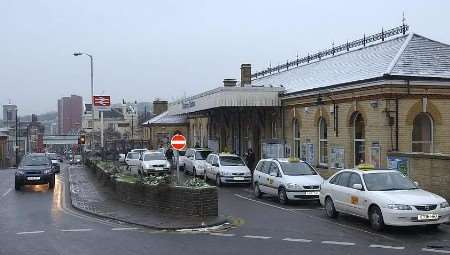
[
  {"x1": 223, "y1": 79, "x2": 237, "y2": 87},
  {"x1": 240, "y1": 64, "x2": 251, "y2": 87},
  {"x1": 153, "y1": 100, "x2": 168, "y2": 116}
]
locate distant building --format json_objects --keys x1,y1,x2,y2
[
  {"x1": 57, "y1": 95, "x2": 82, "y2": 135},
  {"x1": 2, "y1": 104, "x2": 17, "y2": 127}
]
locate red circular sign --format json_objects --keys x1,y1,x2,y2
[{"x1": 171, "y1": 134, "x2": 186, "y2": 151}]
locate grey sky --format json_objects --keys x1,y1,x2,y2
[{"x1": 1, "y1": 0, "x2": 449, "y2": 115}]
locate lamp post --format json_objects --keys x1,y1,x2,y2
[{"x1": 73, "y1": 52, "x2": 94, "y2": 150}]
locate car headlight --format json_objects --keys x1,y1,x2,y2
[
  {"x1": 16, "y1": 170, "x2": 24, "y2": 175},
  {"x1": 43, "y1": 169, "x2": 53, "y2": 174},
  {"x1": 440, "y1": 201, "x2": 449, "y2": 208},
  {"x1": 387, "y1": 204, "x2": 412, "y2": 210},
  {"x1": 220, "y1": 171, "x2": 230, "y2": 176},
  {"x1": 165, "y1": 162, "x2": 171, "y2": 168},
  {"x1": 286, "y1": 183, "x2": 302, "y2": 190}
]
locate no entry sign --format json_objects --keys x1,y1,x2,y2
[{"x1": 171, "y1": 134, "x2": 186, "y2": 151}]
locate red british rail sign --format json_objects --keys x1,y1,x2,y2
[{"x1": 93, "y1": 96, "x2": 111, "y2": 111}]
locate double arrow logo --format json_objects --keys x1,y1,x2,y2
[{"x1": 94, "y1": 96, "x2": 111, "y2": 106}]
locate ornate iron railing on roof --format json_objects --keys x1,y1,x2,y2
[{"x1": 251, "y1": 24, "x2": 409, "y2": 79}]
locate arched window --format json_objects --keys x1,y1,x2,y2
[
  {"x1": 319, "y1": 117, "x2": 328, "y2": 165},
  {"x1": 354, "y1": 113, "x2": 365, "y2": 166},
  {"x1": 293, "y1": 119, "x2": 301, "y2": 158},
  {"x1": 412, "y1": 113, "x2": 433, "y2": 153}
]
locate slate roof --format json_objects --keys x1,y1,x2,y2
[
  {"x1": 143, "y1": 111, "x2": 186, "y2": 126},
  {"x1": 103, "y1": 108, "x2": 124, "y2": 119},
  {"x1": 251, "y1": 33, "x2": 450, "y2": 93}
]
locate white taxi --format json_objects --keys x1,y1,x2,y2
[
  {"x1": 204, "y1": 153, "x2": 252, "y2": 186},
  {"x1": 320, "y1": 165, "x2": 450, "y2": 231},
  {"x1": 253, "y1": 158, "x2": 323, "y2": 204}
]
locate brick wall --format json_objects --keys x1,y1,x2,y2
[{"x1": 87, "y1": 160, "x2": 218, "y2": 217}]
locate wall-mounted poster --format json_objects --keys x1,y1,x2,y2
[
  {"x1": 261, "y1": 140, "x2": 285, "y2": 159},
  {"x1": 300, "y1": 143, "x2": 315, "y2": 165},
  {"x1": 387, "y1": 156, "x2": 409, "y2": 175},
  {"x1": 208, "y1": 139, "x2": 219, "y2": 153},
  {"x1": 370, "y1": 144, "x2": 381, "y2": 168},
  {"x1": 330, "y1": 146, "x2": 345, "y2": 170}
]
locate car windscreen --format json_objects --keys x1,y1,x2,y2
[
  {"x1": 363, "y1": 172, "x2": 417, "y2": 191},
  {"x1": 279, "y1": 162, "x2": 317, "y2": 176},
  {"x1": 22, "y1": 156, "x2": 50, "y2": 166},
  {"x1": 195, "y1": 151, "x2": 212, "y2": 160},
  {"x1": 220, "y1": 156, "x2": 245, "y2": 166},
  {"x1": 47, "y1": 154, "x2": 58, "y2": 160},
  {"x1": 178, "y1": 151, "x2": 186, "y2": 156},
  {"x1": 143, "y1": 153, "x2": 166, "y2": 161},
  {"x1": 127, "y1": 153, "x2": 140, "y2": 159}
]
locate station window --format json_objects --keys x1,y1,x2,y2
[
  {"x1": 412, "y1": 113, "x2": 433, "y2": 153},
  {"x1": 318, "y1": 117, "x2": 328, "y2": 165},
  {"x1": 293, "y1": 119, "x2": 301, "y2": 158},
  {"x1": 353, "y1": 113, "x2": 365, "y2": 166}
]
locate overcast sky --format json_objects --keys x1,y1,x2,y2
[{"x1": 1, "y1": 0, "x2": 449, "y2": 115}]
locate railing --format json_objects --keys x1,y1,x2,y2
[{"x1": 251, "y1": 24, "x2": 409, "y2": 79}]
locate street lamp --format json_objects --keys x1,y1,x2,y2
[{"x1": 73, "y1": 52, "x2": 94, "y2": 149}]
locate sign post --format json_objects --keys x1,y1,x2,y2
[
  {"x1": 93, "y1": 96, "x2": 111, "y2": 158},
  {"x1": 171, "y1": 134, "x2": 186, "y2": 185}
]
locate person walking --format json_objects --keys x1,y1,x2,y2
[
  {"x1": 165, "y1": 147, "x2": 174, "y2": 170},
  {"x1": 246, "y1": 148, "x2": 256, "y2": 173}
]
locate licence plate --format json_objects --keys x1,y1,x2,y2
[
  {"x1": 27, "y1": 176, "x2": 40, "y2": 181},
  {"x1": 233, "y1": 177, "x2": 244, "y2": 181},
  {"x1": 154, "y1": 167, "x2": 163, "y2": 170},
  {"x1": 305, "y1": 191, "x2": 320, "y2": 196},
  {"x1": 418, "y1": 214, "x2": 439, "y2": 220}
]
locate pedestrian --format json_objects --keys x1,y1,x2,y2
[
  {"x1": 194, "y1": 142, "x2": 200, "y2": 148},
  {"x1": 165, "y1": 147, "x2": 174, "y2": 169},
  {"x1": 246, "y1": 148, "x2": 256, "y2": 173}
]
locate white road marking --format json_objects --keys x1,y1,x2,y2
[
  {"x1": 321, "y1": 241, "x2": 356, "y2": 246},
  {"x1": 422, "y1": 248, "x2": 450, "y2": 254},
  {"x1": 283, "y1": 238, "x2": 313, "y2": 243},
  {"x1": 17, "y1": 230, "x2": 45, "y2": 235},
  {"x1": 111, "y1": 227, "x2": 139, "y2": 231},
  {"x1": 234, "y1": 194, "x2": 291, "y2": 211},
  {"x1": 369, "y1": 244, "x2": 405, "y2": 250},
  {"x1": 1, "y1": 188, "x2": 12, "y2": 199},
  {"x1": 209, "y1": 233, "x2": 235, "y2": 237},
  {"x1": 243, "y1": 235, "x2": 272, "y2": 240},
  {"x1": 60, "y1": 228, "x2": 93, "y2": 232}
]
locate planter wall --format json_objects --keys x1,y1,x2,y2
[{"x1": 86, "y1": 160, "x2": 218, "y2": 217}]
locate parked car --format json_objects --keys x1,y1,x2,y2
[
  {"x1": 184, "y1": 148, "x2": 213, "y2": 176},
  {"x1": 125, "y1": 152, "x2": 141, "y2": 169},
  {"x1": 204, "y1": 153, "x2": 252, "y2": 186},
  {"x1": 253, "y1": 158, "x2": 323, "y2": 204},
  {"x1": 131, "y1": 148, "x2": 149, "y2": 155},
  {"x1": 139, "y1": 151, "x2": 170, "y2": 175},
  {"x1": 46, "y1": 153, "x2": 60, "y2": 173},
  {"x1": 15, "y1": 153, "x2": 55, "y2": 190},
  {"x1": 320, "y1": 166, "x2": 450, "y2": 231},
  {"x1": 118, "y1": 153, "x2": 126, "y2": 164},
  {"x1": 177, "y1": 149, "x2": 187, "y2": 170}
]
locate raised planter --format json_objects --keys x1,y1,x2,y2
[{"x1": 86, "y1": 159, "x2": 218, "y2": 217}]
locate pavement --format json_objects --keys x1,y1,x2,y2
[
  {"x1": 0, "y1": 165, "x2": 450, "y2": 255},
  {"x1": 68, "y1": 164, "x2": 227, "y2": 230}
]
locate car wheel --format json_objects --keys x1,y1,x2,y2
[
  {"x1": 216, "y1": 175, "x2": 222, "y2": 187},
  {"x1": 49, "y1": 175, "x2": 55, "y2": 190},
  {"x1": 278, "y1": 187, "x2": 289, "y2": 205},
  {"x1": 369, "y1": 206, "x2": 385, "y2": 231},
  {"x1": 254, "y1": 182, "x2": 262, "y2": 198},
  {"x1": 15, "y1": 180, "x2": 21, "y2": 190},
  {"x1": 325, "y1": 197, "x2": 338, "y2": 218}
]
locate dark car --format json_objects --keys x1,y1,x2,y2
[{"x1": 15, "y1": 153, "x2": 56, "y2": 190}]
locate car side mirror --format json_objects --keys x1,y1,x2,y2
[
  {"x1": 414, "y1": 181, "x2": 419, "y2": 187},
  {"x1": 352, "y1": 184, "x2": 363, "y2": 190},
  {"x1": 213, "y1": 163, "x2": 219, "y2": 167}
]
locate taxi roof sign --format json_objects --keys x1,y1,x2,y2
[
  {"x1": 357, "y1": 163, "x2": 375, "y2": 171},
  {"x1": 287, "y1": 157, "x2": 300, "y2": 163}
]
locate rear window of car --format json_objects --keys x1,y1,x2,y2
[
  {"x1": 279, "y1": 162, "x2": 317, "y2": 176},
  {"x1": 47, "y1": 153, "x2": 58, "y2": 160},
  {"x1": 127, "y1": 153, "x2": 140, "y2": 159},
  {"x1": 219, "y1": 156, "x2": 245, "y2": 166},
  {"x1": 178, "y1": 151, "x2": 186, "y2": 156},
  {"x1": 195, "y1": 150, "x2": 212, "y2": 160}
]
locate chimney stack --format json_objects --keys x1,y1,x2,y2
[
  {"x1": 240, "y1": 64, "x2": 251, "y2": 87},
  {"x1": 153, "y1": 100, "x2": 168, "y2": 116},
  {"x1": 223, "y1": 79, "x2": 237, "y2": 87}
]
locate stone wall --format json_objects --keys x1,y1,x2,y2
[
  {"x1": 388, "y1": 152, "x2": 450, "y2": 201},
  {"x1": 86, "y1": 160, "x2": 218, "y2": 217}
]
